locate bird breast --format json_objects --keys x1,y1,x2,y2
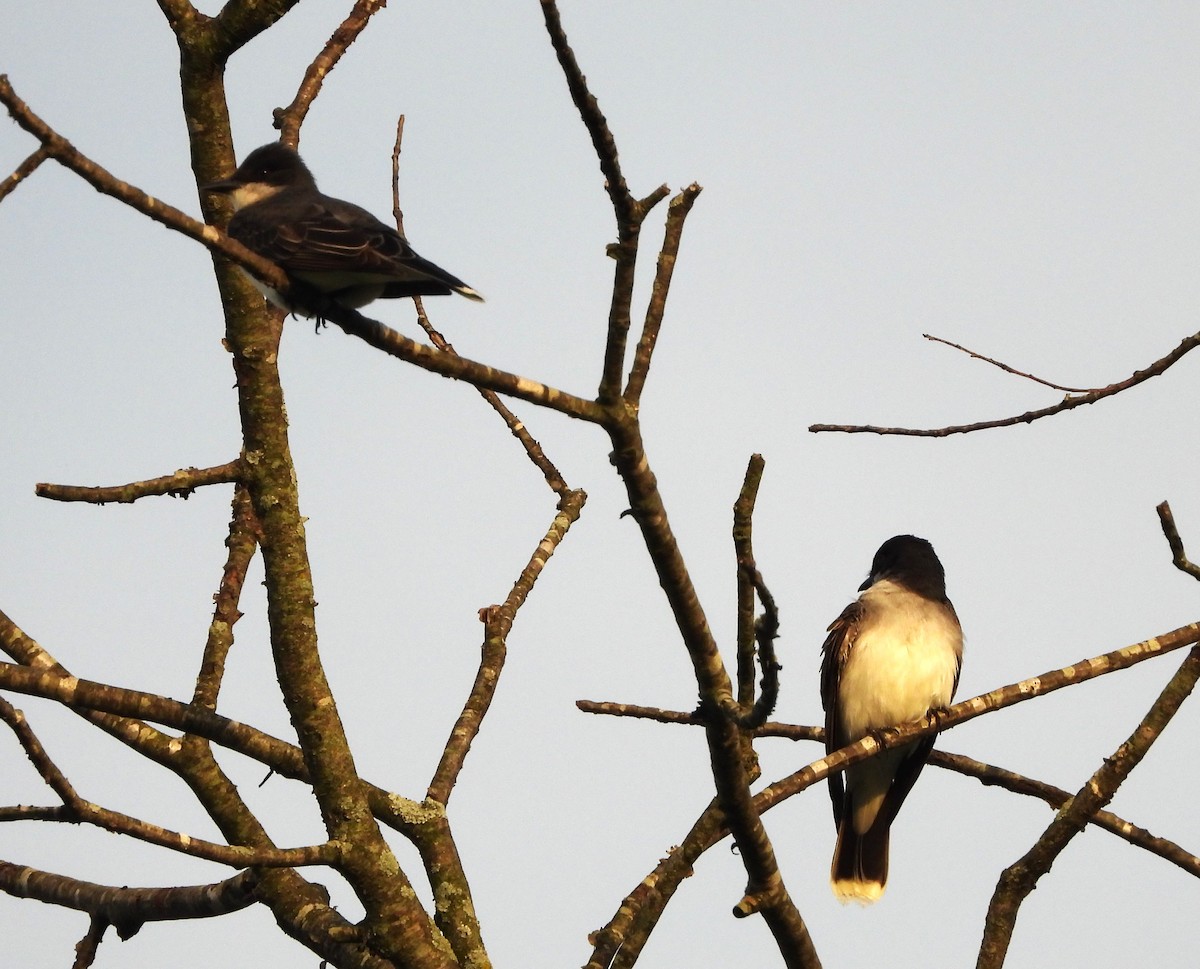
[{"x1": 837, "y1": 580, "x2": 962, "y2": 742}]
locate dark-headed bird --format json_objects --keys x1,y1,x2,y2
[
  {"x1": 205, "y1": 142, "x2": 483, "y2": 317},
  {"x1": 819, "y1": 535, "x2": 963, "y2": 903}
]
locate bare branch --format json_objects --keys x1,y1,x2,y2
[
  {"x1": 758, "y1": 619, "x2": 1200, "y2": 810},
  {"x1": 200, "y1": 2, "x2": 302, "y2": 63},
  {"x1": 428, "y1": 488, "x2": 586, "y2": 803},
  {"x1": 539, "y1": 0, "x2": 633, "y2": 221},
  {"x1": 574, "y1": 696, "x2": 1199, "y2": 875},
  {"x1": 733, "y1": 455, "x2": 766, "y2": 707},
  {"x1": 625, "y1": 184, "x2": 703, "y2": 404},
  {"x1": 932, "y1": 750, "x2": 1200, "y2": 877},
  {"x1": 392, "y1": 116, "x2": 572, "y2": 493},
  {"x1": 587, "y1": 798, "x2": 725, "y2": 969},
  {"x1": 924, "y1": 333, "x2": 1093, "y2": 393},
  {"x1": 274, "y1": 0, "x2": 388, "y2": 145},
  {"x1": 192, "y1": 484, "x2": 258, "y2": 709},
  {"x1": 72, "y1": 916, "x2": 106, "y2": 969},
  {"x1": 0, "y1": 699, "x2": 336, "y2": 867},
  {"x1": 536, "y1": 11, "x2": 814, "y2": 930},
  {"x1": 539, "y1": 1, "x2": 674, "y2": 401},
  {"x1": 0, "y1": 861, "x2": 259, "y2": 936},
  {"x1": 978, "y1": 645, "x2": 1200, "y2": 968},
  {"x1": 317, "y1": 300, "x2": 605, "y2": 421},
  {"x1": 1156, "y1": 500, "x2": 1200, "y2": 581},
  {"x1": 0, "y1": 661, "x2": 292, "y2": 770},
  {"x1": 0, "y1": 609, "x2": 177, "y2": 764},
  {"x1": 811, "y1": 330, "x2": 1200, "y2": 437},
  {"x1": 603, "y1": 407, "x2": 818, "y2": 964},
  {"x1": 0, "y1": 144, "x2": 50, "y2": 202},
  {"x1": 36, "y1": 461, "x2": 241, "y2": 504},
  {"x1": 0, "y1": 74, "x2": 296, "y2": 300},
  {"x1": 726, "y1": 454, "x2": 782, "y2": 731}
]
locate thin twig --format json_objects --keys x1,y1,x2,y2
[
  {"x1": 192, "y1": 484, "x2": 258, "y2": 709},
  {"x1": 740, "y1": 566, "x2": 781, "y2": 729},
  {"x1": 539, "y1": 0, "x2": 633, "y2": 222},
  {"x1": 933, "y1": 750, "x2": 1200, "y2": 877},
  {"x1": 427, "y1": 489, "x2": 586, "y2": 803},
  {"x1": 924, "y1": 333, "x2": 1093, "y2": 393},
  {"x1": 811, "y1": 330, "x2": 1200, "y2": 437},
  {"x1": 0, "y1": 144, "x2": 50, "y2": 203},
  {"x1": 539, "y1": 1, "x2": 672, "y2": 401},
  {"x1": 391, "y1": 116, "x2": 571, "y2": 492}
]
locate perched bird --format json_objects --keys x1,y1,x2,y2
[
  {"x1": 819, "y1": 535, "x2": 963, "y2": 904},
  {"x1": 204, "y1": 142, "x2": 483, "y2": 317}
]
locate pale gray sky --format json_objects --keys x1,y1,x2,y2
[{"x1": 3, "y1": 3, "x2": 1199, "y2": 967}]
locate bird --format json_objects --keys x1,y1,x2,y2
[
  {"x1": 819, "y1": 535, "x2": 963, "y2": 904},
  {"x1": 204, "y1": 142, "x2": 483, "y2": 318}
]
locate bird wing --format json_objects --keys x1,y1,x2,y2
[
  {"x1": 819, "y1": 599, "x2": 862, "y2": 827},
  {"x1": 248, "y1": 197, "x2": 422, "y2": 276},
  {"x1": 229, "y1": 195, "x2": 477, "y2": 298}
]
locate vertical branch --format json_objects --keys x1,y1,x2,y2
[
  {"x1": 539, "y1": 0, "x2": 670, "y2": 401},
  {"x1": 542, "y1": 3, "x2": 815, "y2": 961},
  {"x1": 71, "y1": 915, "x2": 106, "y2": 969},
  {"x1": 539, "y1": 0, "x2": 633, "y2": 220},
  {"x1": 976, "y1": 645, "x2": 1200, "y2": 969},
  {"x1": 192, "y1": 484, "x2": 257, "y2": 709},
  {"x1": 733, "y1": 455, "x2": 766, "y2": 706},
  {"x1": 391, "y1": 115, "x2": 572, "y2": 493},
  {"x1": 606, "y1": 416, "x2": 819, "y2": 967},
  {"x1": 625, "y1": 184, "x2": 702, "y2": 404}
]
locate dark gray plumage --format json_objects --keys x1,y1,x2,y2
[{"x1": 205, "y1": 143, "x2": 482, "y2": 316}]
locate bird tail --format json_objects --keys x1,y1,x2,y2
[
  {"x1": 452, "y1": 282, "x2": 485, "y2": 302},
  {"x1": 830, "y1": 815, "x2": 889, "y2": 904}
]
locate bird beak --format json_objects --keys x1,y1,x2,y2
[{"x1": 202, "y1": 178, "x2": 240, "y2": 194}]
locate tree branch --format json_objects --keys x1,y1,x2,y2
[
  {"x1": 923, "y1": 333, "x2": 1094, "y2": 393},
  {"x1": 810, "y1": 330, "x2": 1200, "y2": 437},
  {"x1": 274, "y1": 0, "x2": 388, "y2": 145},
  {"x1": 1156, "y1": 500, "x2": 1200, "y2": 581},
  {"x1": 192, "y1": 484, "x2": 258, "y2": 709},
  {"x1": 0, "y1": 144, "x2": 50, "y2": 203},
  {"x1": 0, "y1": 861, "x2": 260, "y2": 937},
  {"x1": 36, "y1": 461, "x2": 242, "y2": 504},
  {"x1": 392, "y1": 115, "x2": 572, "y2": 493},
  {"x1": 318, "y1": 300, "x2": 605, "y2": 421},
  {"x1": 0, "y1": 74, "x2": 292, "y2": 297},
  {"x1": 625, "y1": 184, "x2": 703, "y2": 404},
  {"x1": 977, "y1": 644, "x2": 1200, "y2": 968},
  {"x1": 428, "y1": 488, "x2": 587, "y2": 804}
]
